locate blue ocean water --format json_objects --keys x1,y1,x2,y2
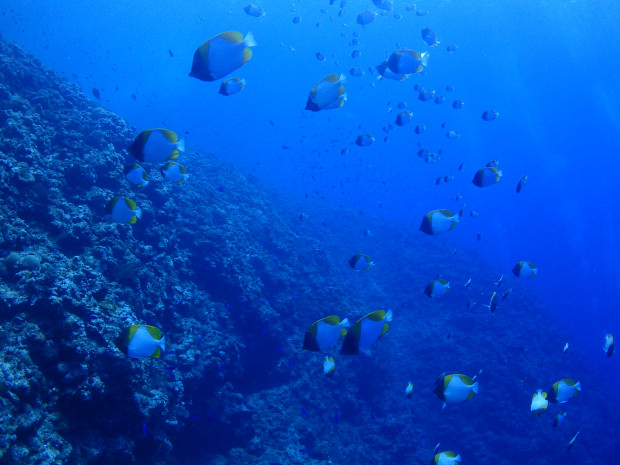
[{"x1": 1, "y1": 0, "x2": 619, "y2": 462}]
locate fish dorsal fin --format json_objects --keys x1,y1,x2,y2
[
  {"x1": 323, "y1": 315, "x2": 341, "y2": 325},
  {"x1": 366, "y1": 310, "x2": 385, "y2": 321},
  {"x1": 124, "y1": 198, "x2": 137, "y2": 211},
  {"x1": 145, "y1": 325, "x2": 162, "y2": 340},
  {"x1": 158, "y1": 128, "x2": 178, "y2": 143},
  {"x1": 170, "y1": 150, "x2": 179, "y2": 160},
  {"x1": 220, "y1": 31, "x2": 244, "y2": 43},
  {"x1": 439, "y1": 209, "x2": 453, "y2": 217}
]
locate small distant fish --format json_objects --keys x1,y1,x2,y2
[
  {"x1": 424, "y1": 279, "x2": 450, "y2": 298},
  {"x1": 553, "y1": 411, "x2": 567, "y2": 427},
  {"x1": 516, "y1": 175, "x2": 528, "y2": 193},
  {"x1": 512, "y1": 261, "x2": 537, "y2": 278},
  {"x1": 421, "y1": 28, "x2": 439, "y2": 47},
  {"x1": 604, "y1": 333, "x2": 614, "y2": 357},
  {"x1": 495, "y1": 275, "x2": 504, "y2": 287},
  {"x1": 387, "y1": 49, "x2": 428, "y2": 75},
  {"x1": 567, "y1": 431, "x2": 580, "y2": 451},
  {"x1": 105, "y1": 197, "x2": 142, "y2": 224},
  {"x1": 464, "y1": 278, "x2": 472, "y2": 288},
  {"x1": 168, "y1": 49, "x2": 174, "y2": 57},
  {"x1": 190, "y1": 31, "x2": 257, "y2": 82},
  {"x1": 470, "y1": 210, "x2": 479, "y2": 217},
  {"x1": 302, "y1": 315, "x2": 350, "y2": 352},
  {"x1": 563, "y1": 342, "x2": 569, "y2": 353},
  {"x1": 434, "y1": 373, "x2": 478, "y2": 408},
  {"x1": 405, "y1": 381, "x2": 414, "y2": 398},
  {"x1": 161, "y1": 161, "x2": 189, "y2": 184},
  {"x1": 446, "y1": 44, "x2": 458, "y2": 53},
  {"x1": 482, "y1": 110, "x2": 499, "y2": 121},
  {"x1": 355, "y1": 134, "x2": 375, "y2": 146},
  {"x1": 415, "y1": 124, "x2": 426, "y2": 134},
  {"x1": 127, "y1": 128, "x2": 185, "y2": 163},
  {"x1": 397, "y1": 101, "x2": 407, "y2": 109},
  {"x1": 116, "y1": 324, "x2": 165, "y2": 358},
  {"x1": 351, "y1": 49, "x2": 361, "y2": 59},
  {"x1": 472, "y1": 166, "x2": 502, "y2": 187},
  {"x1": 372, "y1": 0, "x2": 393, "y2": 11},
  {"x1": 305, "y1": 74, "x2": 347, "y2": 111},
  {"x1": 349, "y1": 67, "x2": 364, "y2": 77},
  {"x1": 416, "y1": 9, "x2": 428, "y2": 16},
  {"x1": 477, "y1": 232, "x2": 482, "y2": 241},
  {"x1": 446, "y1": 85, "x2": 455, "y2": 92},
  {"x1": 349, "y1": 254, "x2": 374, "y2": 271},
  {"x1": 124, "y1": 164, "x2": 149, "y2": 188},
  {"x1": 315, "y1": 51, "x2": 326, "y2": 62},
  {"x1": 502, "y1": 288, "x2": 512, "y2": 300},
  {"x1": 92, "y1": 88, "x2": 101, "y2": 100},
  {"x1": 484, "y1": 292, "x2": 499, "y2": 312},
  {"x1": 458, "y1": 162, "x2": 465, "y2": 171},
  {"x1": 433, "y1": 443, "x2": 441, "y2": 453},
  {"x1": 356, "y1": 10, "x2": 378, "y2": 25},
  {"x1": 340, "y1": 310, "x2": 392, "y2": 354},
  {"x1": 243, "y1": 4, "x2": 265, "y2": 17},
  {"x1": 446, "y1": 130, "x2": 460, "y2": 139},
  {"x1": 395, "y1": 110, "x2": 412, "y2": 126},
  {"x1": 467, "y1": 299, "x2": 476, "y2": 309},
  {"x1": 455, "y1": 193, "x2": 462, "y2": 201},
  {"x1": 418, "y1": 88, "x2": 435, "y2": 101},
  {"x1": 292, "y1": 16, "x2": 301, "y2": 24},
  {"x1": 419, "y1": 209, "x2": 459, "y2": 235},
  {"x1": 548, "y1": 379, "x2": 581, "y2": 403},
  {"x1": 452, "y1": 99, "x2": 464, "y2": 109},
  {"x1": 219, "y1": 77, "x2": 246, "y2": 96},
  {"x1": 530, "y1": 389, "x2": 548, "y2": 416},
  {"x1": 363, "y1": 229, "x2": 372, "y2": 237},
  {"x1": 435, "y1": 95, "x2": 445, "y2": 104},
  {"x1": 323, "y1": 356, "x2": 336, "y2": 376}
]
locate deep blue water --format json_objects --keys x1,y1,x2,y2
[{"x1": 2, "y1": 0, "x2": 619, "y2": 453}]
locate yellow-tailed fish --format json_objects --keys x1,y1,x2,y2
[
  {"x1": 604, "y1": 333, "x2": 614, "y2": 357},
  {"x1": 512, "y1": 261, "x2": 537, "y2": 278},
  {"x1": 323, "y1": 356, "x2": 335, "y2": 376},
  {"x1": 419, "y1": 209, "x2": 459, "y2": 235},
  {"x1": 340, "y1": 310, "x2": 392, "y2": 355},
  {"x1": 161, "y1": 161, "x2": 189, "y2": 184},
  {"x1": 302, "y1": 316, "x2": 350, "y2": 352},
  {"x1": 190, "y1": 31, "x2": 257, "y2": 82},
  {"x1": 349, "y1": 254, "x2": 373, "y2": 271},
  {"x1": 124, "y1": 164, "x2": 149, "y2": 188},
  {"x1": 387, "y1": 49, "x2": 428, "y2": 75},
  {"x1": 219, "y1": 77, "x2": 246, "y2": 96},
  {"x1": 472, "y1": 166, "x2": 502, "y2": 187},
  {"x1": 117, "y1": 324, "x2": 165, "y2": 358},
  {"x1": 548, "y1": 379, "x2": 581, "y2": 403},
  {"x1": 433, "y1": 373, "x2": 479, "y2": 408},
  {"x1": 127, "y1": 128, "x2": 185, "y2": 163},
  {"x1": 530, "y1": 389, "x2": 548, "y2": 416},
  {"x1": 105, "y1": 197, "x2": 142, "y2": 224},
  {"x1": 305, "y1": 74, "x2": 347, "y2": 112},
  {"x1": 424, "y1": 279, "x2": 450, "y2": 298},
  {"x1": 433, "y1": 451, "x2": 461, "y2": 465}
]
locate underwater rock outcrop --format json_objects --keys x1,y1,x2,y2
[{"x1": 0, "y1": 38, "x2": 618, "y2": 465}]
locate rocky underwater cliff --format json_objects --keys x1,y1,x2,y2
[{"x1": 0, "y1": 38, "x2": 618, "y2": 465}]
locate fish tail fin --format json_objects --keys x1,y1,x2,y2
[
  {"x1": 442, "y1": 402, "x2": 447, "y2": 410},
  {"x1": 421, "y1": 52, "x2": 429, "y2": 66},
  {"x1": 340, "y1": 318, "x2": 351, "y2": 328},
  {"x1": 574, "y1": 381, "x2": 581, "y2": 392},
  {"x1": 384, "y1": 309, "x2": 393, "y2": 322},
  {"x1": 338, "y1": 73, "x2": 347, "y2": 83},
  {"x1": 135, "y1": 208, "x2": 143, "y2": 219},
  {"x1": 176, "y1": 138, "x2": 186, "y2": 153},
  {"x1": 244, "y1": 31, "x2": 258, "y2": 47},
  {"x1": 453, "y1": 214, "x2": 460, "y2": 223},
  {"x1": 159, "y1": 336, "x2": 166, "y2": 352},
  {"x1": 471, "y1": 381, "x2": 479, "y2": 394}
]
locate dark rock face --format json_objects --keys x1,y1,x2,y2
[{"x1": 0, "y1": 38, "x2": 618, "y2": 465}]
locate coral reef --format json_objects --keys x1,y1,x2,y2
[{"x1": 0, "y1": 38, "x2": 617, "y2": 465}]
